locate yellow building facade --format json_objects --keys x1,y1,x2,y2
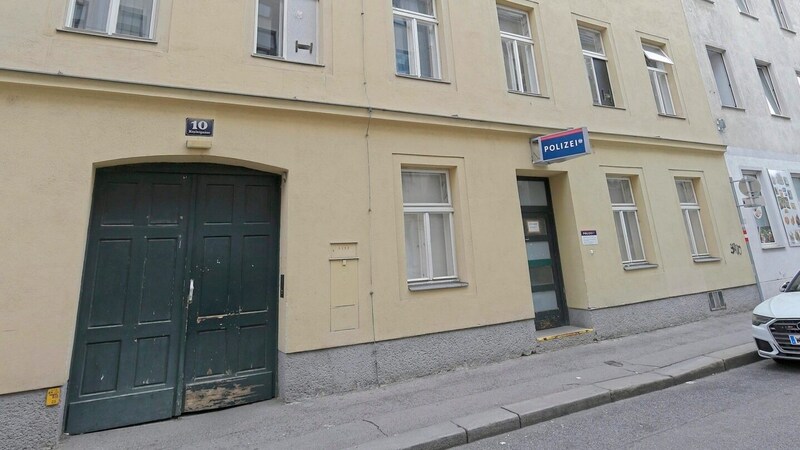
[{"x1": 0, "y1": 0, "x2": 756, "y2": 445}]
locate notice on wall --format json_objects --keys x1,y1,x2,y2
[
  {"x1": 527, "y1": 220, "x2": 541, "y2": 234},
  {"x1": 580, "y1": 230, "x2": 598, "y2": 246},
  {"x1": 768, "y1": 170, "x2": 800, "y2": 247}
]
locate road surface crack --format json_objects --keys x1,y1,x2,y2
[{"x1": 363, "y1": 419, "x2": 388, "y2": 437}]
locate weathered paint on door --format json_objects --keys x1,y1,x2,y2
[{"x1": 66, "y1": 165, "x2": 280, "y2": 434}]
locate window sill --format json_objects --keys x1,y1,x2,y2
[
  {"x1": 739, "y1": 11, "x2": 759, "y2": 21},
  {"x1": 508, "y1": 90, "x2": 550, "y2": 99},
  {"x1": 657, "y1": 113, "x2": 686, "y2": 120},
  {"x1": 761, "y1": 243, "x2": 785, "y2": 250},
  {"x1": 622, "y1": 263, "x2": 658, "y2": 271},
  {"x1": 408, "y1": 280, "x2": 469, "y2": 292},
  {"x1": 693, "y1": 256, "x2": 722, "y2": 263},
  {"x1": 771, "y1": 113, "x2": 791, "y2": 120},
  {"x1": 721, "y1": 105, "x2": 746, "y2": 112},
  {"x1": 251, "y1": 53, "x2": 324, "y2": 67},
  {"x1": 592, "y1": 103, "x2": 626, "y2": 111},
  {"x1": 396, "y1": 74, "x2": 451, "y2": 84},
  {"x1": 780, "y1": 27, "x2": 797, "y2": 35},
  {"x1": 57, "y1": 27, "x2": 157, "y2": 44}
]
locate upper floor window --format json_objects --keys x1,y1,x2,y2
[
  {"x1": 497, "y1": 6, "x2": 539, "y2": 95},
  {"x1": 736, "y1": 0, "x2": 751, "y2": 14},
  {"x1": 642, "y1": 44, "x2": 676, "y2": 115},
  {"x1": 579, "y1": 27, "x2": 614, "y2": 107},
  {"x1": 756, "y1": 63, "x2": 782, "y2": 115},
  {"x1": 393, "y1": 0, "x2": 441, "y2": 79},
  {"x1": 67, "y1": 0, "x2": 156, "y2": 39},
  {"x1": 707, "y1": 48, "x2": 737, "y2": 108},
  {"x1": 256, "y1": 0, "x2": 318, "y2": 64},
  {"x1": 771, "y1": 0, "x2": 792, "y2": 29}
]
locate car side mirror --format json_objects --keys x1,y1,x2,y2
[{"x1": 780, "y1": 282, "x2": 789, "y2": 292}]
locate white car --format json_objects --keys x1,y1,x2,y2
[{"x1": 753, "y1": 271, "x2": 800, "y2": 363}]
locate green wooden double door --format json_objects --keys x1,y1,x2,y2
[{"x1": 66, "y1": 165, "x2": 280, "y2": 434}]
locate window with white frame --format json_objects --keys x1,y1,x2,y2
[
  {"x1": 497, "y1": 6, "x2": 539, "y2": 95},
  {"x1": 796, "y1": 71, "x2": 800, "y2": 91},
  {"x1": 756, "y1": 63, "x2": 782, "y2": 115},
  {"x1": 579, "y1": 27, "x2": 615, "y2": 107},
  {"x1": 402, "y1": 170, "x2": 457, "y2": 283},
  {"x1": 771, "y1": 0, "x2": 792, "y2": 29},
  {"x1": 67, "y1": 0, "x2": 156, "y2": 39},
  {"x1": 707, "y1": 48, "x2": 737, "y2": 107},
  {"x1": 607, "y1": 177, "x2": 646, "y2": 265},
  {"x1": 643, "y1": 44, "x2": 676, "y2": 115},
  {"x1": 736, "y1": 0, "x2": 751, "y2": 14},
  {"x1": 256, "y1": 0, "x2": 318, "y2": 64},
  {"x1": 675, "y1": 179, "x2": 710, "y2": 258},
  {"x1": 393, "y1": 0, "x2": 440, "y2": 79},
  {"x1": 744, "y1": 171, "x2": 777, "y2": 245}
]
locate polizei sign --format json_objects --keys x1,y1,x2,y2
[{"x1": 532, "y1": 127, "x2": 592, "y2": 164}]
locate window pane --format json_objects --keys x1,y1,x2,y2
[
  {"x1": 416, "y1": 20, "x2": 439, "y2": 78},
  {"x1": 657, "y1": 72, "x2": 674, "y2": 115},
  {"x1": 525, "y1": 241, "x2": 551, "y2": 260},
  {"x1": 429, "y1": 213, "x2": 455, "y2": 278},
  {"x1": 607, "y1": 178, "x2": 634, "y2": 204},
  {"x1": 517, "y1": 180, "x2": 548, "y2": 206},
  {"x1": 498, "y1": 8, "x2": 530, "y2": 37},
  {"x1": 393, "y1": 0, "x2": 434, "y2": 16},
  {"x1": 70, "y1": 0, "x2": 111, "y2": 32},
  {"x1": 736, "y1": 0, "x2": 750, "y2": 13},
  {"x1": 578, "y1": 27, "x2": 603, "y2": 54},
  {"x1": 675, "y1": 180, "x2": 697, "y2": 204},
  {"x1": 501, "y1": 38, "x2": 518, "y2": 91},
  {"x1": 688, "y1": 210, "x2": 708, "y2": 255},
  {"x1": 623, "y1": 211, "x2": 645, "y2": 261},
  {"x1": 404, "y1": 213, "x2": 426, "y2": 279},
  {"x1": 755, "y1": 207, "x2": 776, "y2": 244},
  {"x1": 115, "y1": 0, "x2": 154, "y2": 38},
  {"x1": 394, "y1": 16, "x2": 412, "y2": 75},
  {"x1": 532, "y1": 290, "x2": 559, "y2": 313},
  {"x1": 257, "y1": 0, "x2": 283, "y2": 56},
  {"x1": 402, "y1": 172, "x2": 448, "y2": 204},
  {"x1": 613, "y1": 212, "x2": 629, "y2": 262},
  {"x1": 648, "y1": 71, "x2": 662, "y2": 112},
  {"x1": 771, "y1": 0, "x2": 789, "y2": 28},
  {"x1": 707, "y1": 49, "x2": 736, "y2": 107},
  {"x1": 593, "y1": 58, "x2": 614, "y2": 106},
  {"x1": 758, "y1": 66, "x2": 781, "y2": 115},
  {"x1": 518, "y1": 41, "x2": 539, "y2": 94},
  {"x1": 584, "y1": 55, "x2": 600, "y2": 105}
]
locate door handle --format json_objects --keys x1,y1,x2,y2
[{"x1": 187, "y1": 279, "x2": 194, "y2": 305}]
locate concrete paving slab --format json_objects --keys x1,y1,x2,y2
[
  {"x1": 594, "y1": 372, "x2": 675, "y2": 401},
  {"x1": 352, "y1": 422, "x2": 466, "y2": 450},
  {"x1": 654, "y1": 356, "x2": 725, "y2": 384},
  {"x1": 502, "y1": 385, "x2": 611, "y2": 427},
  {"x1": 706, "y1": 343, "x2": 760, "y2": 370},
  {"x1": 451, "y1": 408, "x2": 520, "y2": 443}
]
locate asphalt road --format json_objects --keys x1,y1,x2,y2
[{"x1": 461, "y1": 359, "x2": 800, "y2": 450}]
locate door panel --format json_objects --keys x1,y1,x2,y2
[{"x1": 66, "y1": 172, "x2": 191, "y2": 434}]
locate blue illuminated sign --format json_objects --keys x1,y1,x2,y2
[{"x1": 533, "y1": 128, "x2": 592, "y2": 164}]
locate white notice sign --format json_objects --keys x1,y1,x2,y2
[
  {"x1": 581, "y1": 230, "x2": 598, "y2": 245},
  {"x1": 527, "y1": 220, "x2": 541, "y2": 234}
]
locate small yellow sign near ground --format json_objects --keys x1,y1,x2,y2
[{"x1": 45, "y1": 388, "x2": 60, "y2": 406}]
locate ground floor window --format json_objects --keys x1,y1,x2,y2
[
  {"x1": 607, "y1": 177, "x2": 646, "y2": 265},
  {"x1": 675, "y1": 179, "x2": 709, "y2": 258}
]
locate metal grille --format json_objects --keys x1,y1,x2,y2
[
  {"x1": 708, "y1": 291, "x2": 726, "y2": 311},
  {"x1": 769, "y1": 319, "x2": 800, "y2": 355}
]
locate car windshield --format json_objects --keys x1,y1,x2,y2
[{"x1": 788, "y1": 272, "x2": 800, "y2": 292}]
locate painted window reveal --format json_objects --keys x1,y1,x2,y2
[
  {"x1": 256, "y1": 0, "x2": 318, "y2": 64},
  {"x1": 579, "y1": 27, "x2": 614, "y2": 106},
  {"x1": 643, "y1": 44, "x2": 676, "y2": 115},
  {"x1": 607, "y1": 177, "x2": 646, "y2": 265},
  {"x1": 497, "y1": 6, "x2": 539, "y2": 95},
  {"x1": 707, "y1": 48, "x2": 737, "y2": 107},
  {"x1": 393, "y1": 0, "x2": 441, "y2": 79},
  {"x1": 675, "y1": 179, "x2": 710, "y2": 257},
  {"x1": 756, "y1": 63, "x2": 782, "y2": 115},
  {"x1": 67, "y1": 0, "x2": 156, "y2": 39},
  {"x1": 402, "y1": 170, "x2": 457, "y2": 283}
]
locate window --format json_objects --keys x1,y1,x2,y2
[
  {"x1": 736, "y1": 0, "x2": 751, "y2": 14},
  {"x1": 402, "y1": 170, "x2": 457, "y2": 283},
  {"x1": 707, "y1": 48, "x2": 737, "y2": 107},
  {"x1": 579, "y1": 27, "x2": 614, "y2": 106},
  {"x1": 607, "y1": 177, "x2": 646, "y2": 265},
  {"x1": 675, "y1": 180, "x2": 710, "y2": 258},
  {"x1": 66, "y1": 0, "x2": 156, "y2": 39},
  {"x1": 756, "y1": 63, "x2": 782, "y2": 115},
  {"x1": 498, "y1": 6, "x2": 539, "y2": 95},
  {"x1": 393, "y1": 0, "x2": 440, "y2": 79},
  {"x1": 256, "y1": 0, "x2": 318, "y2": 64},
  {"x1": 771, "y1": 0, "x2": 792, "y2": 29},
  {"x1": 643, "y1": 44, "x2": 676, "y2": 115},
  {"x1": 796, "y1": 71, "x2": 800, "y2": 91},
  {"x1": 744, "y1": 171, "x2": 776, "y2": 245}
]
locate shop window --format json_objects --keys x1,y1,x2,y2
[
  {"x1": 579, "y1": 26, "x2": 615, "y2": 106},
  {"x1": 497, "y1": 6, "x2": 539, "y2": 95},
  {"x1": 642, "y1": 43, "x2": 677, "y2": 116},
  {"x1": 607, "y1": 177, "x2": 647, "y2": 265},
  {"x1": 402, "y1": 170, "x2": 457, "y2": 284},
  {"x1": 744, "y1": 171, "x2": 777, "y2": 246},
  {"x1": 66, "y1": 0, "x2": 156, "y2": 39},
  {"x1": 393, "y1": 0, "x2": 441, "y2": 79},
  {"x1": 756, "y1": 63, "x2": 782, "y2": 116},
  {"x1": 675, "y1": 179, "x2": 710, "y2": 258},
  {"x1": 707, "y1": 48, "x2": 737, "y2": 108},
  {"x1": 256, "y1": 0, "x2": 318, "y2": 64}
]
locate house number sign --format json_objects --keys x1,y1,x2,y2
[{"x1": 185, "y1": 118, "x2": 214, "y2": 136}]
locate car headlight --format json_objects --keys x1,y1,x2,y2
[{"x1": 752, "y1": 314, "x2": 773, "y2": 326}]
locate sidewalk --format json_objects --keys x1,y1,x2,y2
[{"x1": 58, "y1": 312, "x2": 759, "y2": 450}]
